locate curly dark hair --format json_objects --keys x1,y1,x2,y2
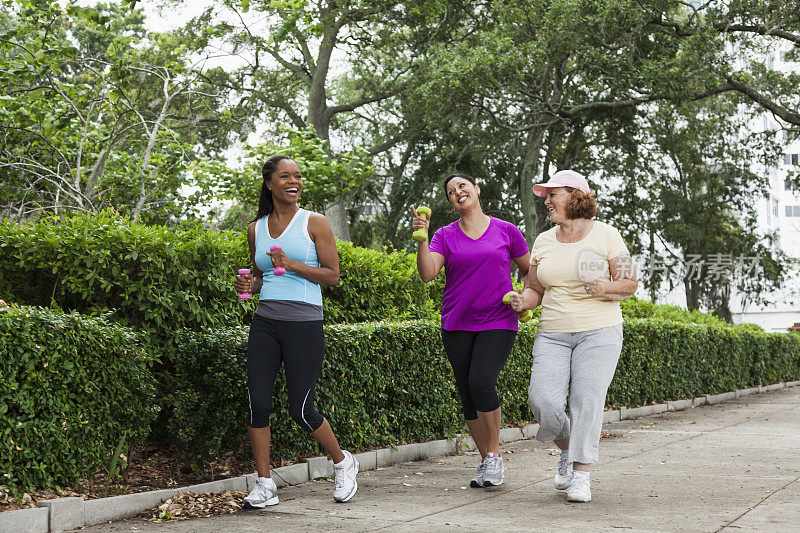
[{"x1": 565, "y1": 187, "x2": 597, "y2": 219}]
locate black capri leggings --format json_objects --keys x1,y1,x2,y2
[
  {"x1": 247, "y1": 315, "x2": 325, "y2": 432},
  {"x1": 441, "y1": 329, "x2": 517, "y2": 420}
]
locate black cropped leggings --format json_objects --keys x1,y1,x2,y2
[
  {"x1": 246, "y1": 315, "x2": 325, "y2": 432},
  {"x1": 441, "y1": 329, "x2": 517, "y2": 420}
]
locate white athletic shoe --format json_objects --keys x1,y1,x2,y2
[
  {"x1": 242, "y1": 476, "x2": 279, "y2": 509},
  {"x1": 554, "y1": 450, "x2": 573, "y2": 490},
  {"x1": 470, "y1": 459, "x2": 487, "y2": 488},
  {"x1": 566, "y1": 470, "x2": 591, "y2": 502},
  {"x1": 333, "y1": 450, "x2": 359, "y2": 503},
  {"x1": 482, "y1": 453, "x2": 504, "y2": 487}
]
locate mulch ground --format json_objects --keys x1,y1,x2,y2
[{"x1": 0, "y1": 444, "x2": 268, "y2": 514}]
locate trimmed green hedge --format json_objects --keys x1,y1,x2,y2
[
  {"x1": 620, "y1": 297, "x2": 752, "y2": 328},
  {"x1": 611, "y1": 319, "x2": 798, "y2": 405},
  {"x1": 168, "y1": 321, "x2": 473, "y2": 461},
  {"x1": 0, "y1": 212, "x2": 244, "y2": 351},
  {"x1": 0, "y1": 306, "x2": 158, "y2": 488},
  {"x1": 0, "y1": 213, "x2": 442, "y2": 344},
  {"x1": 503, "y1": 297, "x2": 747, "y2": 328},
  {"x1": 326, "y1": 242, "x2": 443, "y2": 323},
  {"x1": 0, "y1": 213, "x2": 758, "y2": 343},
  {"x1": 0, "y1": 213, "x2": 443, "y2": 443},
  {"x1": 169, "y1": 319, "x2": 800, "y2": 462}
]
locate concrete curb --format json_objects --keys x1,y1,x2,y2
[
  {"x1": 34, "y1": 497, "x2": 82, "y2": 533},
  {"x1": 4, "y1": 380, "x2": 798, "y2": 532},
  {"x1": 0, "y1": 506, "x2": 48, "y2": 533}
]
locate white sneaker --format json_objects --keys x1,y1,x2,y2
[
  {"x1": 554, "y1": 450, "x2": 573, "y2": 490},
  {"x1": 470, "y1": 459, "x2": 487, "y2": 488},
  {"x1": 242, "y1": 476, "x2": 279, "y2": 509},
  {"x1": 482, "y1": 453, "x2": 504, "y2": 487},
  {"x1": 567, "y1": 470, "x2": 591, "y2": 502},
  {"x1": 333, "y1": 450, "x2": 359, "y2": 503}
]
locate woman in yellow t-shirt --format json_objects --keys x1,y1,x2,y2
[{"x1": 510, "y1": 170, "x2": 638, "y2": 503}]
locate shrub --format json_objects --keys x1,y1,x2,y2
[
  {"x1": 621, "y1": 297, "x2": 733, "y2": 326},
  {"x1": 0, "y1": 213, "x2": 441, "y2": 342},
  {"x1": 0, "y1": 211, "x2": 247, "y2": 352},
  {"x1": 168, "y1": 319, "x2": 800, "y2": 461},
  {"x1": 0, "y1": 306, "x2": 158, "y2": 489},
  {"x1": 609, "y1": 319, "x2": 800, "y2": 406},
  {"x1": 0, "y1": 213, "x2": 442, "y2": 441},
  {"x1": 3, "y1": 213, "x2": 756, "y2": 341},
  {"x1": 168, "y1": 322, "x2": 464, "y2": 462},
  {"x1": 325, "y1": 242, "x2": 443, "y2": 323}
]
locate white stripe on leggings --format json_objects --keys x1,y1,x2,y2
[
  {"x1": 247, "y1": 389, "x2": 254, "y2": 427},
  {"x1": 301, "y1": 389, "x2": 313, "y2": 431}
]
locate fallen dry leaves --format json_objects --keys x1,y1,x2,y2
[
  {"x1": 144, "y1": 491, "x2": 247, "y2": 521},
  {"x1": 0, "y1": 485, "x2": 82, "y2": 512}
]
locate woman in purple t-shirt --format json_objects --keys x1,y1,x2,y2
[{"x1": 413, "y1": 173, "x2": 530, "y2": 488}]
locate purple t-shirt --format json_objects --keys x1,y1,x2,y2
[{"x1": 429, "y1": 217, "x2": 529, "y2": 331}]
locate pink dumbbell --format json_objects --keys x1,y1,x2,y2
[
  {"x1": 270, "y1": 245, "x2": 286, "y2": 276},
  {"x1": 237, "y1": 268, "x2": 252, "y2": 299}
]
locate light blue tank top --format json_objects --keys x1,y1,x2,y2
[{"x1": 254, "y1": 209, "x2": 323, "y2": 306}]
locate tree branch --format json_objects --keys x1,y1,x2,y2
[
  {"x1": 263, "y1": 45, "x2": 312, "y2": 86},
  {"x1": 725, "y1": 75, "x2": 800, "y2": 126},
  {"x1": 365, "y1": 131, "x2": 411, "y2": 156},
  {"x1": 647, "y1": 16, "x2": 800, "y2": 45},
  {"x1": 323, "y1": 83, "x2": 406, "y2": 120},
  {"x1": 557, "y1": 82, "x2": 734, "y2": 119},
  {"x1": 717, "y1": 23, "x2": 800, "y2": 46}
]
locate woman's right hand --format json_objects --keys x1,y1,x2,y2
[
  {"x1": 235, "y1": 272, "x2": 253, "y2": 294},
  {"x1": 509, "y1": 287, "x2": 539, "y2": 312},
  {"x1": 411, "y1": 206, "x2": 429, "y2": 239}
]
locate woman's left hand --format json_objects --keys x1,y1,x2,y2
[
  {"x1": 584, "y1": 279, "x2": 607, "y2": 297},
  {"x1": 269, "y1": 248, "x2": 294, "y2": 271}
]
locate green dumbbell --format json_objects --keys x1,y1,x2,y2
[
  {"x1": 413, "y1": 206, "x2": 432, "y2": 243},
  {"x1": 502, "y1": 290, "x2": 532, "y2": 322}
]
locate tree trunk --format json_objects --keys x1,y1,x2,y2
[
  {"x1": 717, "y1": 294, "x2": 733, "y2": 323},
  {"x1": 324, "y1": 195, "x2": 351, "y2": 241},
  {"x1": 132, "y1": 82, "x2": 173, "y2": 222},
  {"x1": 132, "y1": 180, "x2": 148, "y2": 222},
  {"x1": 685, "y1": 279, "x2": 700, "y2": 311},
  {"x1": 715, "y1": 284, "x2": 733, "y2": 323},
  {"x1": 648, "y1": 226, "x2": 657, "y2": 302},
  {"x1": 519, "y1": 126, "x2": 546, "y2": 246}
]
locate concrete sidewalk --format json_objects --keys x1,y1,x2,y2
[{"x1": 84, "y1": 388, "x2": 800, "y2": 533}]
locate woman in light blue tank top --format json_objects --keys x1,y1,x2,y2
[{"x1": 234, "y1": 156, "x2": 359, "y2": 507}]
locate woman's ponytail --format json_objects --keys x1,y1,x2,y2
[{"x1": 253, "y1": 155, "x2": 293, "y2": 222}]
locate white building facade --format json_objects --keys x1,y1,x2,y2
[{"x1": 730, "y1": 45, "x2": 800, "y2": 332}]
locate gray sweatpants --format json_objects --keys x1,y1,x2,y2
[{"x1": 527, "y1": 324, "x2": 623, "y2": 464}]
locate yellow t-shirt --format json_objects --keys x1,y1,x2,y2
[{"x1": 531, "y1": 220, "x2": 630, "y2": 333}]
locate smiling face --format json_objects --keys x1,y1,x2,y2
[
  {"x1": 543, "y1": 187, "x2": 571, "y2": 224},
  {"x1": 267, "y1": 158, "x2": 302, "y2": 204},
  {"x1": 446, "y1": 177, "x2": 481, "y2": 212}
]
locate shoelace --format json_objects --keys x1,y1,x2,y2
[
  {"x1": 485, "y1": 455, "x2": 501, "y2": 474},
  {"x1": 570, "y1": 473, "x2": 590, "y2": 491},
  {"x1": 558, "y1": 453, "x2": 571, "y2": 476},
  {"x1": 476, "y1": 461, "x2": 486, "y2": 475},
  {"x1": 334, "y1": 459, "x2": 349, "y2": 489},
  {"x1": 254, "y1": 480, "x2": 272, "y2": 498}
]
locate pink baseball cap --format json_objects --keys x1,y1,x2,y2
[{"x1": 532, "y1": 170, "x2": 590, "y2": 196}]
